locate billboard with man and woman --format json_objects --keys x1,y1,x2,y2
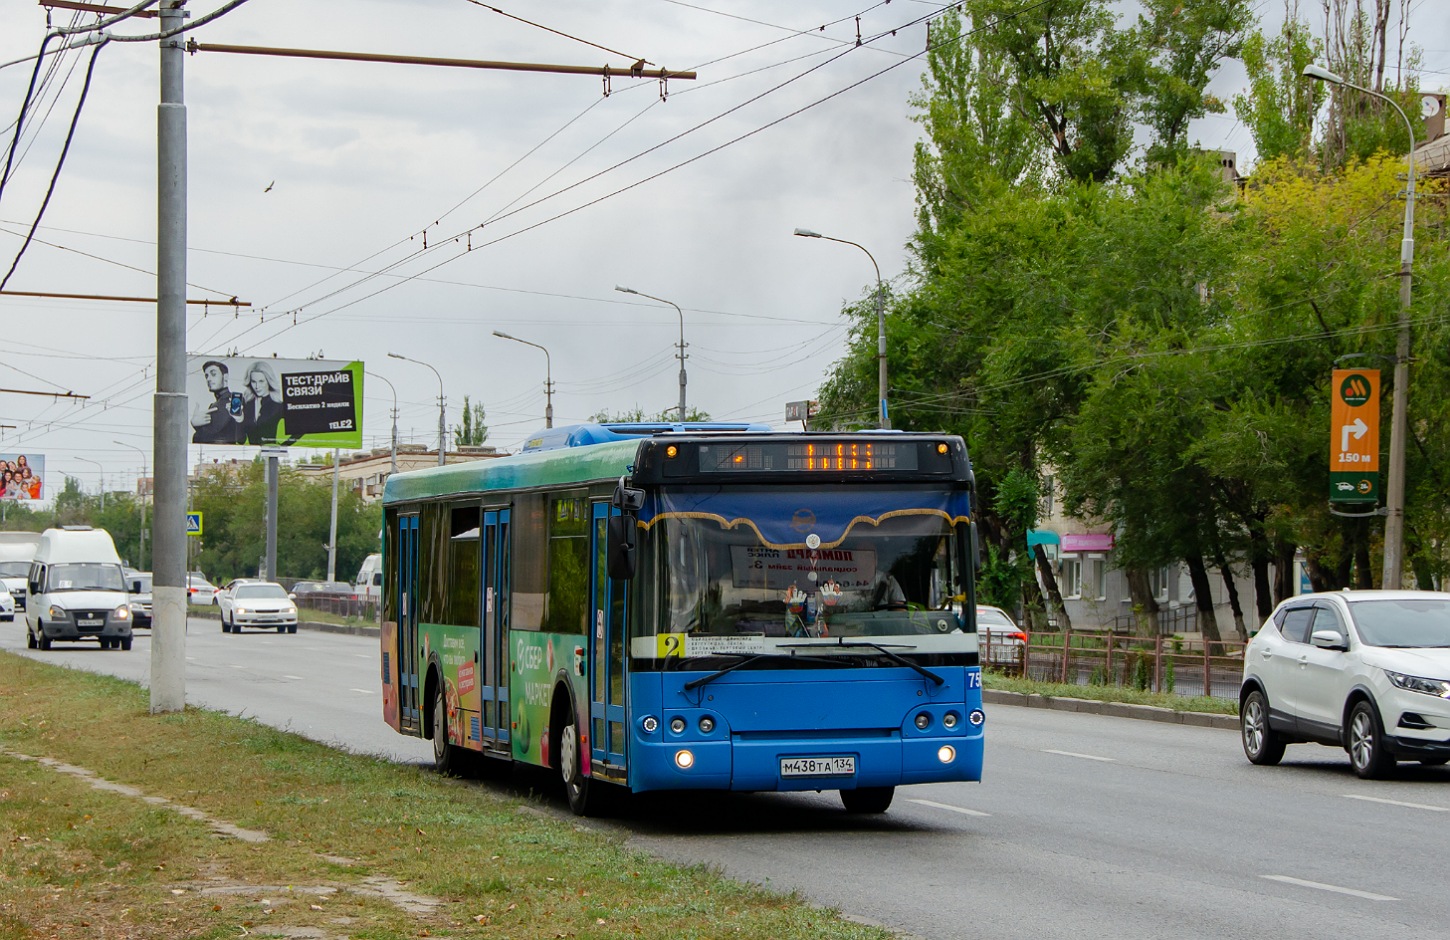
[{"x1": 186, "y1": 356, "x2": 364, "y2": 449}]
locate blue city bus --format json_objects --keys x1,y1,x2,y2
[{"x1": 380, "y1": 423, "x2": 984, "y2": 815}]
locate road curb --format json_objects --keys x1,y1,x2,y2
[
  {"x1": 983, "y1": 689, "x2": 1238, "y2": 730},
  {"x1": 189, "y1": 608, "x2": 379, "y2": 638}
]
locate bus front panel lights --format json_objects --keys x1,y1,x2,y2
[
  {"x1": 674, "y1": 749, "x2": 695, "y2": 770},
  {"x1": 938, "y1": 745, "x2": 956, "y2": 764}
]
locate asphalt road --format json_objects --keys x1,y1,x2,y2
[{"x1": 5, "y1": 621, "x2": 1447, "y2": 940}]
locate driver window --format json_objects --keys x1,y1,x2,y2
[{"x1": 1312, "y1": 605, "x2": 1348, "y2": 644}]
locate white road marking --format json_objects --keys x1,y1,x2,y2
[
  {"x1": 907, "y1": 798, "x2": 990, "y2": 817},
  {"x1": 1261, "y1": 875, "x2": 1397, "y2": 902},
  {"x1": 229, "y1": 664, "x2": 247, "y2": 670},
  {"x1": 353, "y1": 654, "x2": 371, "y2": 659},
  {"x1": 282, "y1": 675, "x2": 305, "y2": 681},
  {"x1": 1345, "y1": 794, "x2": 1449, "y2": 812},
  {"x1": 1042, "y1": 748, "x2": 1114, "y2": 762},
  {"x1": 349, "y1": 688, "x2": 374, "y2": 695}
]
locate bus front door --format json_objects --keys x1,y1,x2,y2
[
  {"x1": 589, "y1": 502, "x2": 627, "y2": 777},
  {"x1": 481, "y1": 508, "x2": 511, "y2": 752},
  {"x1": 397, "y1": 513, "x2": 421, "y2": 733}
]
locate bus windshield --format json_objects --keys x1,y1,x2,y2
[{"x1": 639, "y1": 485, "x2": 970, "y2": 664}]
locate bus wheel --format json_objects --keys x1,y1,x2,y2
[
  {"x1": 120, "y1": 638, "x2": 132, "y2": 651},
  {"x1": 558, "y1": 717, "x2": 597, "y2": 816},
  {"x1": 37, "y1": 629, "x2": 51, "y2": 651},
  {"x1": 840, "y1": 786, "x2": 895, "y2": 814},
  {"x1": 431, "y1": 686, "x2": 463, "y2": 776}
]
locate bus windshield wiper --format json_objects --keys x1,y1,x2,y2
[
  {"x1": 818, "y1": 641, "x2": 945, "y2": 686},
  {"x1": 681, "y1": 652, "x2": 851, "y2": 692}
]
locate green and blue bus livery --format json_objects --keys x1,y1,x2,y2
[{"x1": 380, "y1": 423, "x2": 984, "y2": 815}]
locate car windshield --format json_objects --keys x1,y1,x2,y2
[
  {"x1": 1348, "y1": 598, "x2": 1450, "y2": 648},
  {"x1": 49, "y1": 563, "x2": 125, "y2": 592},
  {"x1": 0, "y1": 561, "x2": 29, "y2": 577},
  {"x1": 632, "y1": 485, "x2": 972, "y2": 668},
  {"x1": 235, "y1": 584, "x2": 288, "y2": 600}
]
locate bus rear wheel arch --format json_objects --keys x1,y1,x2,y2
[{"x1": 551, "y1": 684, "x2": 604, "y2": 816}]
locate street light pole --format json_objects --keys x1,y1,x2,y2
[
  {"x1": 1302, "y1": 63, "x2": 1417, "y2": 588},
  {"x1": 114, "y1": 440, "x2": 148, "y2": 571},
  {"x1": 76, "y1": 457, "x2": 103, "y2": 509},
  {"x1": 388, "y1": 352, "x2": 445, "y2": 466},
  {"x1": 492, "y1": 331, "x2": 553, "y2": 428},
  {"x1": 794, "y1": 228, "x2": 888, "y2": 429},
  {"x1": 614, "y1": 285, "x2": 687, "y2": 421},
  {"x1": 368, "y1": 369, "x2": 399, "y2": 474}
]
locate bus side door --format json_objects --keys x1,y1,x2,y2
[
  {"x1": 397, "y1": 513, "x2": 421, "y2": 733},
  {"x1": 481, "y1": 508, "x2": 511, "y2": 751},
  {"x1": 589, "y1": 501, "x2": 628, "y2": 775}
]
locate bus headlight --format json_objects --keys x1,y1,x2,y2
[
  {"x1": 914, "y1": 713, "x2": 932, "y2": 730},
  {"x1": 699, "y1": 716, "x2": 715, "y2": 733},
  {"x1": 113, "y1": 606, "x2": 130, "y2": 620},
  {"x1": 674, "y1": 749, "x2": 695, "y2": 770},
  {"x1": 937, "y1": 745, "x2": 956, "y2": 764},
  {"x1": 942, "y1": 712, "x2": 959, "y2": 729},
  {"x1": 642, "y1": 715, "x2": 659, "y2": 733},
  {"x1": 669, "y1": 717, "x2": 686, "y2": 734}
]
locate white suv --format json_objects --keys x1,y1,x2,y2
[{"x1": 1240, "y1": 591, "x2": 1450, "y2": 778}]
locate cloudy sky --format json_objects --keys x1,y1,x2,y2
[{"x1": 1, "y1": 0, "x2": 1446, "y2": 498}]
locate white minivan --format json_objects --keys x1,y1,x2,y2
[
  {"x1": 26, "y1": 526, "x2": 134, "y2": 651},
  {"x1": 0, "y1": 531, "x2": 42, "y2": 619},
  {"x1": 354, "y1": 552, "x2": 382, "y2": 603}
]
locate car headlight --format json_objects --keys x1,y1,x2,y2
[
  {"x1": 1385, "y1": 670, "x2": 1450, "y2": 698},
  {"x1": 284, "y1": 605, "x2": 296, "y2": 615},
  {"x1": 48, "y1": 605, "x2": 67, "y2": 619},
  {"x1": 113, "y1": 606, "x2": 130, "y2": 620},
  {"x1": 236, "y1": 606, "x2": 249, "y2": 615}
]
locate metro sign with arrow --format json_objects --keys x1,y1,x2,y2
[{"x1": 1330, "y1": 369, "x2": 1380, "y2": 503}]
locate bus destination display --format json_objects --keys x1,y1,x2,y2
[{"x1": 698, "y1": 441, "x2": 919, "y2": 473}]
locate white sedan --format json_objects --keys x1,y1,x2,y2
[
  {"x1": 218, "y1": 581, "x2": 299, "y2": 634},
  {"x1": 0, "y1": 586, "x2": 13, "y2": 623}
]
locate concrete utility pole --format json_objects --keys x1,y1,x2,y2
[
  {"x1": 327, "y1": 448, "x2": 340, "y2": 582},
  {"x1": 152, "y1": 0, "x2": 188, "y2": 714},
  {"x1": 492, "y1": 331, "x2": 553, "y2": 428},
  {"x1": 1302, "y1": 64, "x2": 1418, "y2": 588}
]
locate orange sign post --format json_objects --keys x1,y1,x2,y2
[{"x1": 1330, "y1": 369, "x2": 1380, "y2": 503}]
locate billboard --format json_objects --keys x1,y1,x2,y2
[
  {"x1": 186, "y1": 356, "x2": 364, "y2": 449},
  {"x1": 0, "y1": 452, "x2": 44, "y2": 500}
]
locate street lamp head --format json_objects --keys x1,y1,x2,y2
[
  {"x1": 614, "y1": 285, "x2": 638, "y2": 295},
  {"x1": 1302, "y1": 63, "x2": 1345, "y2": 85},
  {"x1": 387, "y1": 351, "x2": 405, "y2": 361},
  {"x1": 491, "y1": 330, "x2": 515, "y2": 341},
  {"x1": 793, "y1": 228, "x2": 822, "y2": 238}
]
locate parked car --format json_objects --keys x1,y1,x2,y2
[
  {"x1": 1240, "y1": 590, "x2": 1450, "y2": 778},
  {"x1": 186, "y1": 573, "x2": 217, "y2": 604},
  {"x1": 217, "y1": 581, "x2": 298, "y2": 633},
  {"x1": 977, "y1": 605, "x2": 1028, "y2": 669},
  {"x1": 126, "y1": 572, "x2": 153, "y2": 629},
  {"x1": 290, "y1": 580, "x2": 354, "y2": 601}
]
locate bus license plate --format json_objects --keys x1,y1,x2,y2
[
  {"x1": 780, "y1": 756, "x2": 855, "y2": 778},
  {"x1": 77, "y1": 618, "x2": 103, "y2": 627}
]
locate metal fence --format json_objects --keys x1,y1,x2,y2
[
  {"x1": 986, "y1": 630, "x2": 1245, "y2": 701},
  {"x1": 294, "y1": 594, "x2": 378, "y2": 621}
]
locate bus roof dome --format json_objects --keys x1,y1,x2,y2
[{"x1": 521, "y1": 421, "x2": 774, "y2": 453}]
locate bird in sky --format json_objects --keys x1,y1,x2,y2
[{"x1": 263, "y1": 180, "x2": 274, "y2": 192}]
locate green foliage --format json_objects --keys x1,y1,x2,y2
[
  {"x1": 1164, "y1": 657, "x2": 1176, "y2": 694},
  {"x1": 186, "y1": 460, "x2": 381, "y2": 582},
  {"x1": 452, "y1": 394, "x2": 489, "y2": 446},
  {"x1": 588, "y1": 405, "x2": 713, "y2": 423},
  {"x1": 1232, "y1": 18, "x2": 1324, "y2": 162},
  {"x1": 1131, "y1": 654, "x2": 1152, "y2": 691}
]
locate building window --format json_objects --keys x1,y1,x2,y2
[
  {"x1": 1087, "y1": 556, "x2": 1108, "y2": 601},
  {"x1": 1149, "y1": 565, "x2": 1170, "y2": 601},
  {"x1": 1059, "y1": 555, "x2": 1081, "y2": 599}
]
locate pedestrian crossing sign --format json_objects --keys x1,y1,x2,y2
[{"x1": 186, "y1": 511, "x2": 203, "y2": 536}]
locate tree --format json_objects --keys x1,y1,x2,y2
[
  {"x1": 453, "y1": 395, "x2": 489, "y2": 446},
  {"x1": 588, "y1": 406, "x2": 713, "y2": 423}
]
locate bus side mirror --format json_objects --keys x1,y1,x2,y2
[
  {"x1": 607, "y1": 515, "x2": 637, "y2": 580},
  {"x1": 608, "y1": 476, "x2": 644, "y2": 580}
]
